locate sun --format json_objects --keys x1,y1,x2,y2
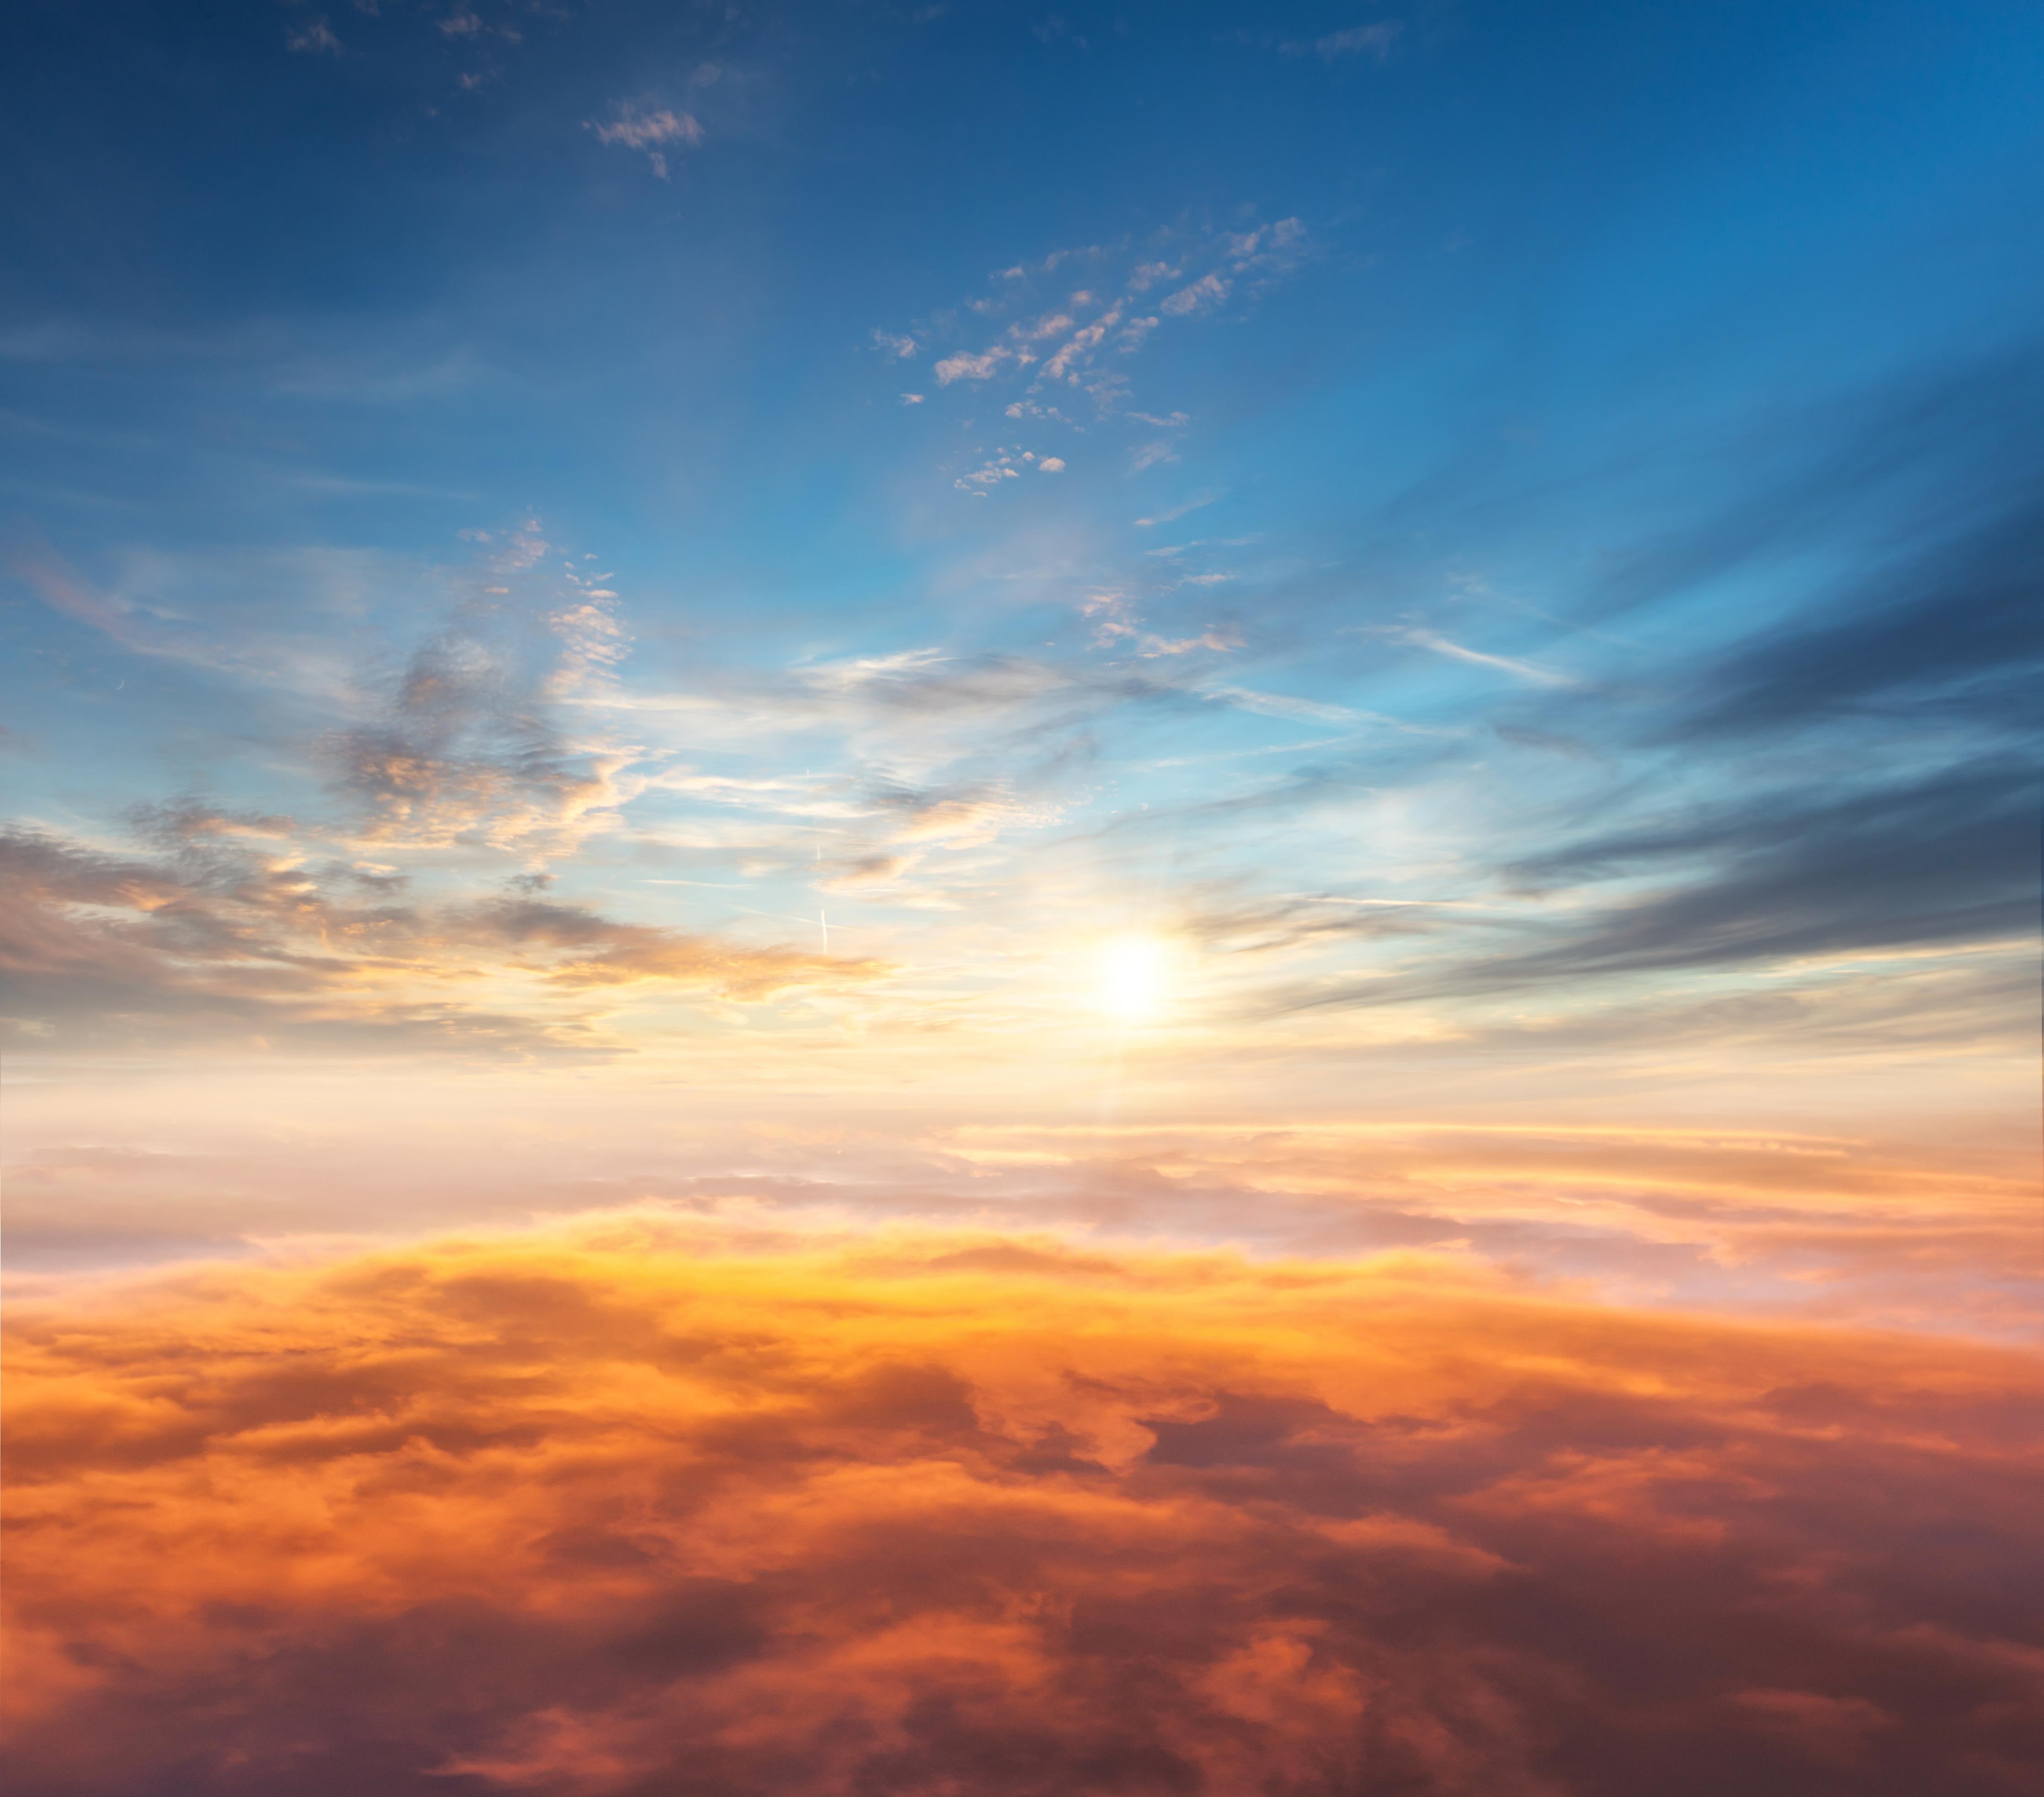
[{"x1": 1094, "y1": 934, "x2": 1172, "y2": 1023}]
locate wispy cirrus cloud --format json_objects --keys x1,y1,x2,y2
[
  {"x1": 1370, "y1": 624, "x2": 1579, "y2": 687},
  {"x1": 1134, "y1": 489, "x2": 1220, "y2": 528}
]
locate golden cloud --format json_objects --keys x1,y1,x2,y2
[{"x1": 5, "y1": 1221, "x2": 2041, "y2": 1795}]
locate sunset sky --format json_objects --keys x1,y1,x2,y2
[{"x1": 3, "y1": 4, "x2": 2041, "y2": 1793}]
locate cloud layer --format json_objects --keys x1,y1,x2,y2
[
  {"x1": 0, "y1": 820, "x2": 886, "y2": 1057},
  {"x1": 7, "y1": 1223, "x2": 2040, "y2": 1795}
]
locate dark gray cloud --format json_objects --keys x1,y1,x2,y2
[
  {"x1": 1585, "y1": 348, "x2": 2044, "y2": 634},
  {"x1": 1669, "y1": 492, "x2": 2044, "y2": 742},
  {"x1": 1485, "y1": 756, "x2": 2037, "y2": 981}
]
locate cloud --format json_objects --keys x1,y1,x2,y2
[
  {"x1": 588, "y1": 107, "x2": 704, "y2": 179},
  {"x1": 1579, "y1": 353, "x2": 2044, "y2": 712},
  {"x1": 6, "y1": 540, "x2": 162, "y2": 655},
  {"x1": 56, "y1": 544, "x2": 419, "y2": 699},
  {"x1": 1139, "y1": 627, "x2": 1242, "y2": 658},
  {"x1": 7, "y1": 1105, "x2": 2033, "y2": 1322},
  {"x1": 1474, "y1": 755, "x2": 2042, "y2": 983},
  {"x1": 884, "y1": 225, "x2": 1312, "y2": 441},
  {"x1": 5, "y1": 1220, "x2": 2039, "y2": 1796},
  {"x1": 955, "y1": 450, "x2": 1027, "y2": 491},
  {"x1": 286, "y1": 17, "x2": 342, "y2": 55},
  {"x1": 468, "y1": 898, "x2": 883, "y2": 998},
  {"x1": 1668, "y1": 489, "x2": 2044, "y2": 740},
  {"x1": 1011, "y1": 311, "x2": 1075, "y2": 342},
  {"x1": 899, "y1": 392, "x2": 924, "y2": 404},
  {"x1": 934, "y1": 347, "x2": 1011, "y2": 384},
  {"x1": 1375, "y1": 626, "x2": 1578, "y2": 687},
  {"x1": 0, "y1": 823, "x2": 889, "y2": 1057},
  {"x1": 873, "y1": 330, "x2": 919, "y2": 361},
  {"x1": 315, "y1": 530, "x2": 647, "y2": 858},
  {"x1": 1285, "y1": 22, "x2": 1404, "y2": 63},
  {"x1": 1207, "y1": 685, "x2": 1363, "y2": 725},
  {"x1": 1160, "y1": 272, "x2": 1229, "y2": 316},
  {"x1": 1134, "y1": 491, "x2": 1219, "y2": 528},
  {"x1": 820, "y1": 852, "x2": 915, "y2": 891},
  {"x1": 1038, "y1": 457, "x2": 1065, "y2": 473},
  {"x1": 869, "y1": 783, "x2": 1027, "y2": 847},
  {"x1": 1041, "y1": 307, "x2": 1123, "y2": 382},
  {"x1": 592, "y1": 110, "x2": 705, "y2": 152}
]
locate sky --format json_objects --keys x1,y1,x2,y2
[{"x1": 2, "y1": 3, "x2": 2041, "y2": 1793}]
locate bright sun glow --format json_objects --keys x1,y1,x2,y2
[{"x1": 1094, "y1": 935, "x2": 1172, "y2": 1022}]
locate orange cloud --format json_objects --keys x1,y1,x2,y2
[{"x1": 5, "y1": 1221, "x2": 2041, "y2": 1796}]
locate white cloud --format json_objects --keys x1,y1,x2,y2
[
  {"x1": 1207, "y1": 685, "x2": 1362, "y2": 724},
  {"x1": 1134, "y1": 491, "x2": 1219, "y2": 529},
  {"x1": 900, "y1": 393, "x2": 925, "y2": 405},
  {"x1": 1128, "y1": 411, "x2": 1189, "y2": 428},
  {"x1": 1080, "y1": 590, "x2": 1140, "y2": 644},
  {"x1": 955, "y1": 449, "x2": 1026, "y2": 491},
  {"x1": 1160, "y1": 272, "x2": 1229, "y2": 316},
  {"x1": 1379, "y1": 627, "x2": 1578, "y2": 687},
  {"x1": 873, "y1": 330, "x2": 920, "y2": 361},
  {"x1": 1128, "y1": 261, "x2": 1180, "y2": 293},
  {"x1": 1116, "y1": 316, "x2": 1161, "y2": 353},
  {"x1": 1038, "y1": 457, "x2": 1066, "y2": 473},
  {"x1": 1139, "y1": 629, "x2": 1240, "y2": 657},
  {"x1": 802, "y1": 647, "x2": 952, "y2": 692},
  {"x1": 594, "y1": 109, "x2": 705, "y2": 151},
  {"x1": 1011, "y1": 312, "x2": 1075, "y2": 342},
  {"x1": 934, "y1": 347, "x2": 1010, "y2": 384},
  {"x1": 1042, "y1": 307, "x2": 1121, "y2": 381},
  {"x1": 1130, "y1": 441, "x2": 1178, "y2": 473},
  {"x1": 589, "y1": 108, "x2": 704, "y2": 180}
]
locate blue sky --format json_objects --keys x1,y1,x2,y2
[{"x1": 2, "y1": 0, "x2": 2039, "y2": 1289}]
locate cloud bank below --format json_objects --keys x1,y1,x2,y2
[{"x1": 7, "y1": 1218, "x2": 2041, "y2": 1796}]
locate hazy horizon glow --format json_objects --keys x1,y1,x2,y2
[{"x1": 2, "y1": 2, "x2": 2040, "y2": 1793}]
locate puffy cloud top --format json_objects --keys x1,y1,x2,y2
[{"x1": 6, "y1": 1221, "x2": 2040, "y2": 1795}]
